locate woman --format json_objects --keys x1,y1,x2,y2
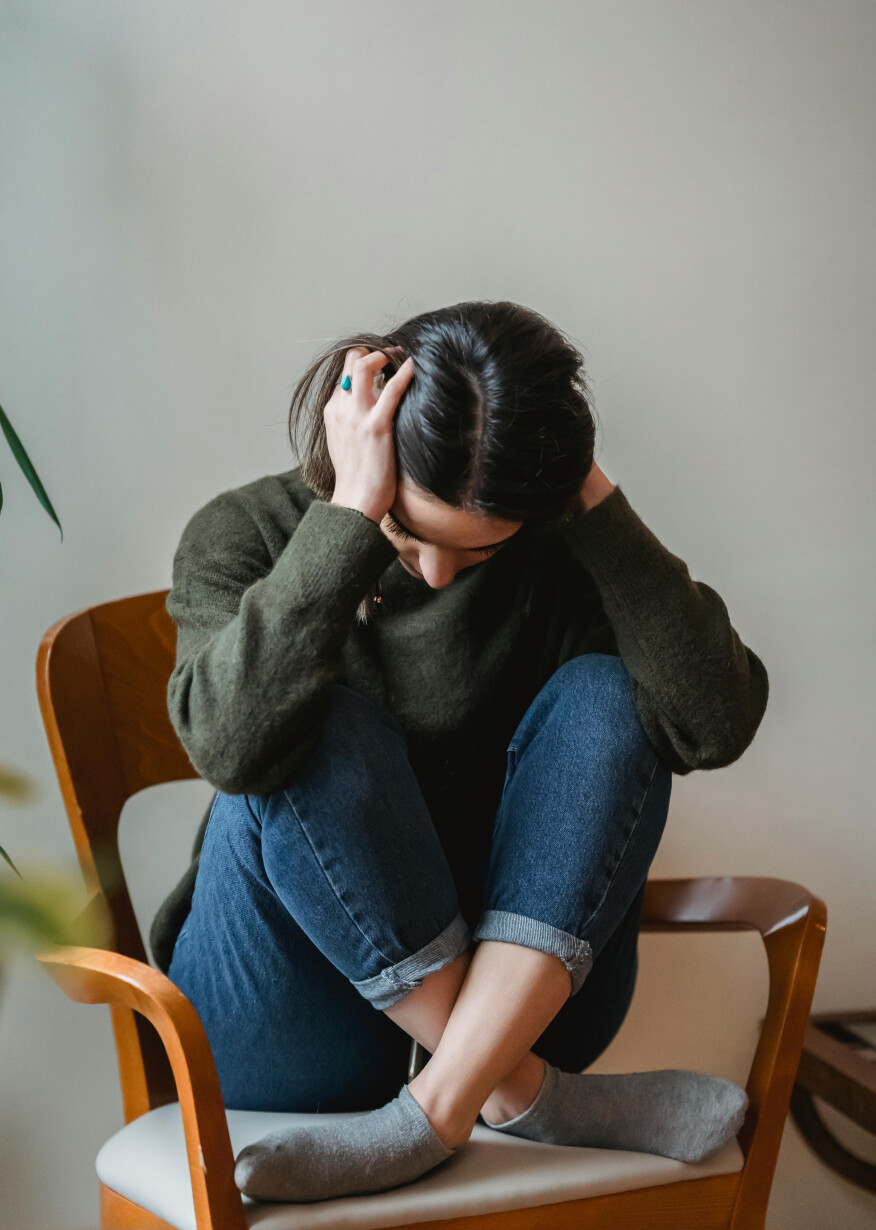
[{"x1": 158, "y1": 300, "x2": 768, "y2": 1203}]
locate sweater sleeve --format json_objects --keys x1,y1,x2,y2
[
  {"x1": 165, "y1": 490, "x2": 399, "y2": 794},
  {"x1": 556, "y1": 486, "x2": 769, "y2": 774}
]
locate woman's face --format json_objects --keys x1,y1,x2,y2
[{"x1": 379, "y1": 475, "x2": 523, "y2": 589}]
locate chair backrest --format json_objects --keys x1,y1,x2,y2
[
  {"x1": 37, "y1": 590, "x2": 193, "y2": 958},
  {"x1": 37, "y1": 590, "x2": 193, "y2": 1111}
]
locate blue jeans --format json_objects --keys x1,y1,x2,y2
[{"x1": 168, "y1": 654, "x2": 672, "y2": 1112}]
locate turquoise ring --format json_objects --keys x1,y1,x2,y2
[{"x1": 340, "y1": 374, "x2": 352, "y2": 391}]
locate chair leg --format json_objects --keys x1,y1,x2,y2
[
  {"x1": 408, "y1": 1039, "x2": 427, "y2": 1082},
  {"x1": 101, "y1": 1181, "x2": 177, "y2": 1228}
]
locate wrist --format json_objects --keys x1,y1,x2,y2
[
  {"x1": 330, "y1": 494, "x2": 388, "y2": 525},
  {"x1": 576, "y1": 465, "x2": 616, "y2": 513}
]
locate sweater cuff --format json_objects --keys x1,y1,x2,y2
[
  {"x1": 556, "y1": 485, "x2": 688, "y2": 608},
  {"x1": 273, "y1": 498, "x2": 399, "y2": 605}
]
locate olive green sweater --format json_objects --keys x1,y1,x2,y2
[{"x1": 150, "y1": 466, "x2": 768, "y2": 971}]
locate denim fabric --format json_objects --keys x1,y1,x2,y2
[{"x1": 168, "y1": 653, "x2": 671, "y2": 1112}]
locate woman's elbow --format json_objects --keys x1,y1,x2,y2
[
  {"x1": 166, "y1": 684, "x2": 323, "y2": 796},
  {"x1": 166, "y1": 675, "x2": 253, "y2": 793},
  {"x1": 680, "y1": 676, "x2": 769, "y2": 772},
  {"x1": 683, "y1": 720, "x2": 762, "y2": 771}
]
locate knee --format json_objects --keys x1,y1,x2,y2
[
  {"x1": 289, "y1": 684, "x2": 408, "y2": 785},
  {"x1": 525, "y1": 655, "x2": 653, "y2": 765},
  {"x1": 255, "y1": 684, "x2": 409, "y2": 821},
  {"x1": 553, "y1": 653, "x2": 630, "y2": 689},
  {"x1": 551, "y1": 653, "x2": 637, "y2": 723}
]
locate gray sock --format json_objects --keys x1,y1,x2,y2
[
  {"x1": 234, "y1": 1083, "x2": 456, "y2": 1203},
  {"x1": 481, "y1": 1062, "x2": 747, "y2": 1163}
]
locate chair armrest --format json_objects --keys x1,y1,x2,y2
[
  {"x1": 38, "y1": 945, "x2": 246, "y2": 1230},
  {"x1": 641, "y1": 877, "x2": 826, "y2": 1225},
  {"x1": 641, "y1": 875, "x2": 821, "y2": 936}
]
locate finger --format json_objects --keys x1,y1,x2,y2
[
  {"x1": 338, "y1": 346, "x2": 370, "y2": 387},
  {"x1": 369, "y1": 346, "x2": 406, "y2": 392},
  {"x1": 352, "y1": 349, "x2": 393, "y2": 379},
  {"x1": 373, "y1": 357, "x2": 414, "y2": 418},
  {"x1": 384, "y1": 355, "x2": 414, "y2": 388},
  {"x1": 349, "y1": 349, "x2": 396, "y2": 404},
  {"x1": 342, "y1": 346, "x2": 370, "y2": 370}
]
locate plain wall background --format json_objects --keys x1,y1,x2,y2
[{"x1": 1, "y1": 2, "x2": 874, "y2": 1226}]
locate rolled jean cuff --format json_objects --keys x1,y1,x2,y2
[
  {"x1": 472, "y1": 910, "x2": 594, "y2": 996},
  {"x1": 350, "y1": 913, "x2": 473, "y2": 1010}
]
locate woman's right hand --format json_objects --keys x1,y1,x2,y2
[{"x1": 326, "y1": 347, "x2": 415, "y2": 524}]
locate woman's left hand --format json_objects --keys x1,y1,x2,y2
[{"x1": 576, "y1": 461, "x2": 616, "y2": 512}]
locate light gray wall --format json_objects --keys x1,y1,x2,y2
[{"x1": 1, "y1": 2, "x2": 874, "y2": 1226}]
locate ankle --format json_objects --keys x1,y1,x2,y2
[
  {"x1": 406, "y1": 1077, "x2": 477, "y2": 1150},
  {"x1": 481, "y1": 1054, "x2": 547, "y2": 1126}
]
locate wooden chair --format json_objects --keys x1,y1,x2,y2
[{"x1": 35, "y1": 591, "x2": 826, "y2": 1230}]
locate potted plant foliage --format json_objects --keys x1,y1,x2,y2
[{"x1": 0, "y1": 405, "x2": 106, "y2": 994}]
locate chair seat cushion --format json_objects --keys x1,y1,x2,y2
[{"x1": 96, "y1": 1102, "x2": 744, "y2": 1230}]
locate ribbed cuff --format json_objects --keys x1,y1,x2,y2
[
  {"x1": 273, "y1": 498, "x2": 399, "y2": 606},
  {"x1": 473, "y1": 910, "x2": 593, "y2": 996},
  {"x1": 351, "y1": 913, "x2": 473, "y2": 1010}
]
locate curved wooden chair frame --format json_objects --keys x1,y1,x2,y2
[{"x1": 35, "y1": 591, "x2": 827, "y2": 1230}]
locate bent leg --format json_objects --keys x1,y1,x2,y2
[
  {"x1": 474, "y1": 652, "x2": 672, "y2": 999},
  {"x1": 463, "y1": 656, "x2": 746, "y2": 1161},
  {"x1": 168, "y1": 683, "x2": 472, "y2": 1111},
  {"x1": 167, "y1": 789, "x2": 411, "y2": 1111},
  {"x1": 254, "y1": 684, "x2": 471, "y2": 1010},
  {"x1": 406, "y1": 654, "x2": 670, "y2": 1137}
]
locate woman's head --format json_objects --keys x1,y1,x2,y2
[
  {"x1": 288, "y1": 300, "x2": 596, "y2": 607},
  {"x1": 290, "y1": 300, "x2": 595, "y2": 517}
]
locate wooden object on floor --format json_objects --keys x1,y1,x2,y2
[
  {"x1": 790, "y1": 1010, "x2": 876, "y2": 1192},
  {"x1": 36, "y1": 590, "x2": 827, "y2": 1230}
]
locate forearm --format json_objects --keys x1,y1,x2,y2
[
  {"x1": 167, "y1": 497, "x2": 398, "y2": 794},
  {"x1": 559, "y1": 486, "x2": 769, "y2": 771}
]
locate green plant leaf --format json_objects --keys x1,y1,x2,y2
[
  {"x1": 0, "y1": 403, "x2": 63, "y2": 540},
  {"x1": 0, "y1": 870, "x2": 107, "y2": 953},
  {"x1": 0, "y1": 844, "x2": 23, "y2": 879},
  {"x1": 0, "y1": 761, "x2": 38, "y2": 801}
]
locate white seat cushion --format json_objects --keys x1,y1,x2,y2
[{"x1": 97, "y1": 1102, "x2": 743, "y2": 1230}]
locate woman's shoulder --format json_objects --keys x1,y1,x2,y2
[
  {"x1": 235, "y1": 464, "x2": 318, "y2": 521},
  {"x1": 173, "y1": 465, "x2": 317, "y2": 563}
]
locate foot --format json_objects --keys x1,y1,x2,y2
[
  {"x1": 481, "y1": 1063, "x2": 748, "y2": 1163},
  {"x1": 234, "y1": 1084, "x2": 456, "y2": 1202}
]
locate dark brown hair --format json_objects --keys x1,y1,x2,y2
[{"x1": 288, "y1": 300, "x2": 597, "y2": 620}]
